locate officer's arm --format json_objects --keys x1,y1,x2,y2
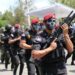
[
  {"x1": 20, "y1": 40, "x2": 32, "y2": 49},
  {"x1": 61, "y1": 23, "x2": 73, "y2": 53},
  {"x1": 8, "y1": 37, "x2": 21, "y2": 44},
  {"x1": 32, "y1": 40, "x2": 57, "y2": 59},
  {"x1": 64, "y1": 34, "x2": 73, "y2": 53}
]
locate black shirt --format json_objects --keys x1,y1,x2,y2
[
  {"x1": 33, "y1": 30, "x2": 67, "y2": 74},
  {"x1": 10, "y1": 29, "x2": 22, "y2": 54},
  {"x1": 21, "y1": 30, "x2": 36, "y2": 60}
]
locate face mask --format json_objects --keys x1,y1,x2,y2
[
  {"x1": 46, "y1": 19, "x2": 56, "y2": 30},
  {"x1": 32, "y1": 24, "x2": 41, "y2": 31},
  {"x1": 42, "y1": 25, "x2": 46, "y2": 30}
]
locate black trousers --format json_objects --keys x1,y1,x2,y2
[
  {"x1": 72, "y1": 50, "x2": 75, "y2": 62},
  {"x1": 37, "y1": 61, "x2": 67, "y2": 75},
  {"x1": 26, "y1": 60, "x2": 36, "y2": 75},
  {"x1": 41, "y1": 72, "x2": 67, "y2": 75},
  {"x1": 40, "y1": 70, "x2": 67, "y2": 75},
  {"x1": 25, "y1": 53, "x2": 36, "y2": 75},
  {"x1": 4, "y1": 51, "x2": 10, "y2": 69},
  {"x1": 13, "y1": 53, "x2": 24, "y2": 75},
  {"x1": 1, "y1": 51, "x2": 5, "y2": 63},
  {"x1": 66, "y1": 53, "x2": 72, "y2": 63}
]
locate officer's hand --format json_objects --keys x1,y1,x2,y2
[
  {"x1": 32, "y1": 39, "x2": 57, "y2": 59},
  {"x1": 32, "y1": 50, "x2": 45, "y2": 59},
  {"x1": 61, "y1": 23, "x2": 69, "y2": 35},
  {"x1": 50, "y1": 38, "x2": 57, "y2": 50}
]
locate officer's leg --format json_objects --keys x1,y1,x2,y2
[
  {"x1": 1, "y1": 51, "x2": 5, "y2": 63},
  {"x1": 5, "y1": 51, "x2": 10, "y2": 69},
  {"x1": 11, "y1": 57, "x2": 15, "y2": 70},
  {"x1": 9, "y1": 49, "x2": 15, "y2": 70},
  {"x1": 5, "y1": 57, "x2": 9, "y2": 69},
  {"x1": 26, "y1": 61, "x2": 36, "y2": 75},
  {"x1": 14, "y1": 64, "x2": 19, "y2": 75},
  {"x1": 35, "y1": 64, "x2": 43, "y2": 75},
  {"x1": 13, "y1": 55, "x2": 19, "y2": 75},
  {"x1": 38, "y1": 67, "x2": 47, "y2": 75},
  {"x1": 18, "y1": 54, "x2": 24, "y2": 75},
  {"x1": 71, "y1": 50, "x2": 75, "y2": 65},
  {"x1": 35, "y1": 65, "x2": 40, "y2": 75},
  {"x1": 65, "y1": 53, "x2": 72, "y2": 63},
  {"x1": 46, "y1": 71, "x2": 67, "y2": 75}
]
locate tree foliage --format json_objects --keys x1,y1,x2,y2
[
  {"x1": 1, "y1": 0, "x2": 75, "y2": 28},
  {"x1": 14, "y1": 7, "x2": 25, "y2": 24},
  {"x1": 13, "y1": 0, "x2": 26, "y2": 25},
  {"x1": 0, "y1": 0, "x2": 26, "y2": 28},
  {"x1": 2, "y1": 11, "x2": 15, "y2": 25},
  {"x1": 0, "y1": 20, "x2": 9, "y2": 28},
  {"x1": 57, "y1": 0, "x2": 75, "y2": 8}
]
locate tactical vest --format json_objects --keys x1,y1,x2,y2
[{"x1": 32, "y1": 31, "x2": 65, "y2": 64}]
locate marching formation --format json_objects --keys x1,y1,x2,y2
[{"x1": 0, "y1": 13, "x2": 75, "y2": 75}]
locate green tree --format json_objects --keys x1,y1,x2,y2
[
  {"x1": 0, "y1": 0, "x2": 26, "y2": 27},
  {"x1": 0, "y1": 20, "x2": 9, "y2": 28},
  {"x1": 2, "y1": 11, "x2": 15, "y2": 25},
  {"x1": 57, "y1": 0, "x2": 75, "y2": 8},
  {"x1": 14, "y1": 7, "x2": 25, "y2": 24},
  {"x1": 14, "y1": 0, "x2": 25, "y2": 25}
]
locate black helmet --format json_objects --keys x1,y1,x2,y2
[{"x1": 5, "y1": 24, "x2": 12, "y2": 32}]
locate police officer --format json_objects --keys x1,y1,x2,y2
[
  {"x1": 1, "y1": 24, "x2": 12, "y2": 69},
  {"x1": 9, "y1": 24, "x2": 24, "y2": 75},
  {"x1": 65, "y1": 24, "x2": 75, "y2": 65},
  {"x1": 71, "y1": 33, "x2": 75, "y2": 65},
  {"x1": 20, "y1": 17, "x2": 42, "y2": 75},
  {"x1": 0, "y1": 29, "x2": 5, "y2": 64},
  {"x1": 31, "y1": 13, "x2": 73, "y2": 75}
]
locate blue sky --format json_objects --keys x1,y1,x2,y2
[{"x1": 0, "y1": 0, "x2": 18, "y2": 13}]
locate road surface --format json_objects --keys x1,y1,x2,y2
[{"x1": 0, "y1": 56, "x2": 75, "y2": 75}]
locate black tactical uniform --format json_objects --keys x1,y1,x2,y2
[
  {"x1": 66, "y1": 27, "x2": 75, "y2": 65},
  {"x1": 32, "y1": 30, "x2": 67, "y2": 75},
  {"x1": 21, "y1": 29, "x2": 36, "y2": 75},
  {"x1": 10, "y1": 28, "x2": 24, "y2": 75},
  {"x1": 1, "y1": 29, "x2": 11, "y2": 69}
]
